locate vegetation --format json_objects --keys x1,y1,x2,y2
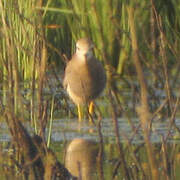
[{"x1": 0, "y1": 0, "x2": 180, "y2": 179}]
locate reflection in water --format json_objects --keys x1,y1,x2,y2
[{"x1": 65, "y1": 138, "x2": 98, "y2": 180}]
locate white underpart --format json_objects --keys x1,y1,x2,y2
[{"x1": 67, "y1": 85, "x2": 85, "y2": 104}]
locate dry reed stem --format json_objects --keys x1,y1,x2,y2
[
  {"x1": 96, "y1": 116, "x2": 105, "y2": 180},
  {"x1": 108, "y1": 89, "x2": 130, "y2": 180},
  {"x1": 127, "y1": 6, "x2": 159, "y2": 180}
]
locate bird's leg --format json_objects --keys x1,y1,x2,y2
[
  {"x1": 77, "y1": 104, "x2": 82, "y2": 122},
  {"x1": 88, "y1": 101, "x2": 94, "y2": 123},
  {"x1": 88, "y1": 101, "x2": 94, "y2": 115}
]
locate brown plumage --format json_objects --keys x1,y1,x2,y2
[{"x1": 63, "y1": 38, "x2": 106, "y2": 120}]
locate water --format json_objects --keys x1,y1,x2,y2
[
  {"x1": 1, "y1": 114, "x2": 180, "y2": 179},
  {"x1": 1, "y1": 117, "x2": 180, "y2": 144},
  {"x1": 51, "y1": 117, "x2": 180, "y2": 143}
]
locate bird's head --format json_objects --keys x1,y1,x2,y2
[{"x1": 76, "y1": 38, "x2": 94, "y2": 58}]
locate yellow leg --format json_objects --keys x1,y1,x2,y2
[
  {"x1": 88, "y1": 101, "x2": 94, "y2": 123},
  {"x1": 77, "y1": 104, "x2": 82, "y2": 122},
  {"x1": 88, "y1": 101, "x2": 94, "y2": 115}
]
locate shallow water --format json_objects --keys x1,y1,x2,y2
[
  {"x1": 55, "y1": 118, "x2": 180, "y2": 144},
  {"x1": 1, "y1": 117, "x2": 180, "y2": 179},
  {"x1": 1, "y1": 117, "x2": 180, "y2": 144}
]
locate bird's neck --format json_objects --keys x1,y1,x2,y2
[
  {"x1": 86, "y1": 51, "x2": 93, "y2": 60},
  {"x1": 76, "y1": 51, "x2": 93, "y2": 62}
]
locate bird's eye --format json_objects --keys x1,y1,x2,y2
[{"x1": 76, "y1": 47, "x2": 80, "y2": 50}]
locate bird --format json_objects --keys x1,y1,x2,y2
[{"x1": 63, "y1": 38, "x2": 106, "y2": 121}]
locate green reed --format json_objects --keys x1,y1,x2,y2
[
  {"x1": 45, "y1": 0, "x2": 126, "y2": 72},
  {"x1": 0, "y1": 0, "x2": 36, "y2": 114},
  {"x1": 0, "y1": 0, "x2": 49, "y2": 132}
]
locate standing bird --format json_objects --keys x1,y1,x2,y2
[{"x1": 63, "y1": 38, "x2": 106, "y2": 121}]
